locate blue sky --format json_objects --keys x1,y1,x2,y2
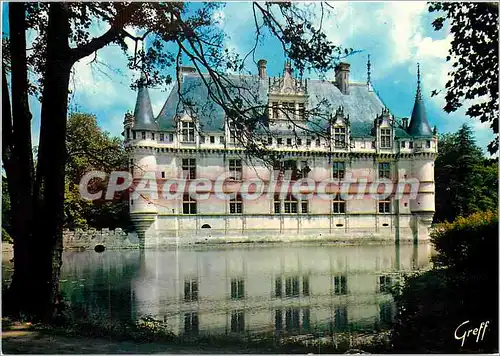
[{"x1": 2, "y1": 2, "x2": 494, "y2": 152}]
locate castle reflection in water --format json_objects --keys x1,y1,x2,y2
[{"x1": 60, "y1": 244, "x2": 432, "y2": 337}]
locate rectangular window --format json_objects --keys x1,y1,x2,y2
[
  {"x1": 298, "y1": 103, "x2": 305, "y2": 120},
  {"x1": 315, "y1": 138, "x2": 321, "y2": 147},
  {"x1": 306, "y1": 138, "x2": 311, "y2": 146},
  {"x1": 302, "y1": 308, "x2": 311, "y2": 331},
  {"x1": 299, "y1": 161, "x2": 309, "y2": 178},
  {"x1": 426, "y1": 140, "x2": 431, "y2": 148},
  {"x1": 168, "y1": 133, "x2": 174, "y2": 142},
  {"x1": 277, "y1": 138, "x2": 283, "y2": 145},
  {"x1": 220, "y1": 136, "x2": 225, "y2": 144},
  {"x1": 141, "y1": 131, "x2": 146, "y2": 140},
  {"x1": 333, "y1": 275, "x2": 347, "y2": 295},
  {"x1": 379, "y1": 275, "x2": 392, "y2": 294},
  {"x1": 272, "y1": 102, "x2": 279, "y2": 119},
  {"x1": 275, "y1": 309, "x2": 283, "y2": 331},
  {"x1": 184, "y1": 312, "x2": 199, "y2": 335},
  {"x1": 229, "y1": 194, "x2": 243, "y2": 214},
  {"x1": 409, "y1": 141, "x2": 414, "y2": 149},
  {"x1": 334, "y1": 127, "x2": 346, "y2": 148},
  {"x1": 286, "y1": 138, "x2": 292, "y2": 146},
  {"x1": 161, "y1": 172, "x2": 165, "y2": 179},
  {"x1": 274, "y1": 194, "x2": 281, "y2": 214},
  {"x1": 184, "y1": 279, "x2": 198, "y2": 301},
  {"x1": 285, "y1": 276, "x2": 300, "y2": 297},
  {"x1": 334, "y1": 307, "x2": 348, "y2": 330},
  {"x1": 282, "y1": 102, "x2": 295, "y2": 118},
  {"x1": 229, "y1": 159, "x2": 242, "y2": 180},
  {"x1": 301, "y1": 201, "x2": 308, "y2": 214},
  {"x1": 133, "y1": 131, "x2": 137, "y2": 139},
  {"x1": 285, "y1": 308, "x2": 300, "y2": 331},
  {"x1": 200, "y1": 135, "x2": 205, "y2": 144},
  {"x1": 275, "y1": 276, "x2": 282, "y2": 298},
  {"x1": 379, "y1": 162, "x2": 390, "y2": 179},
  {"x1": 380, "y1": 128, "x2": 391, "y2": 148},
  {"x1": 160, "y1": 133, "x2": 165, "y2": 141},
  {"x1": 182, "y1": 158, "x2": 196, "y2": 179},
  {"x1": 332, "y1": 162, "x2": 345, "y2": 180},
  {"x1": 284, "y1": 194, "x2": 298, "y2": 214},
  {"x1": 228, "y1": 120, "x2": 238, "y2": 144},
  {"x1": 303, "y1": 276, "x2": 310, "y2": 296},
  {"x1": 231, "y1": 277, "x2": 245, "y2": 299},
  {"x1": 333, "y1": 195, "x2": 346, "y2": 214},
  {"x1": 183, "y1": 194, "x2": 197, "y2": 214},
  {"x1": 379, "y1": 200, "x2": 391, "y2": 214},
  {"x1": 297, "y1": 138, "x2": 302, "y2": 146},
  {"x1": 151, "y1": 132, "x2": 155, "y2": 140},
  {"x1": 401, "y1": 141, "x2": 406, "y2": 148},
  {"x1": 268, "y1": 137, "x2": 273, "y2": 145},
  {"x1": 182, "y1": 121, "x2": 195, "y2": 142},
  {"x1": 231, "y1": 311, "x2": 245, "y2": 333},
  {"x1": 210, "y1": 136, "x2": 215, "y2": 144}
]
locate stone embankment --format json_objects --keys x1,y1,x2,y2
[{"x1": 63, "y1": 228, "x2": 140, "y2": 250}]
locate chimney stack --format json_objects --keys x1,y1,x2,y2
[
  {"x1": 335, "y1": 62, "x2": 350, "y2": 95},
  {"x1": 257, "y1": 59, "x2": 267, "y2": 80},
  {"x1": 402, "y1": 117, "x2": 409, "y2": 129}
]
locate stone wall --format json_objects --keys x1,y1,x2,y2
[{"x1": 63, "y1": 228, "x2": 140, "y2": 250}]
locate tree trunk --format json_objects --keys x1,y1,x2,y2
[
  {"x1": 30, "y1": 3, "x2": 73, "y2": 321},
  {"x1": 6, "y1": 2, "x2": 36, "y2": 319}
]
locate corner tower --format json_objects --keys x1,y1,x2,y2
[
  {"x1": 129, "y1": 72, "x2": 159, "y2": 246},
  {"x1": 407, "y1": 64, "x2": 437, "y2": 242}
]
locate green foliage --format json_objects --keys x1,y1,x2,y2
[
  {"x1": 2, "y1": 227, "x2": 13, "y2": 244},
  {"x1": 392, "y1": 212, "x2": 498, "y2": 353},
  {"x1": 434, "y1": 124, "x2": 498, "y2": 222},
  {"x1": 64, "y1": 113, "x2": 131, "y2": 230},
  {"x1": 2, "y1": 178, "x2": 13, "y2": 242},
  {"x1": 428, "y1": 2, "x2": 499, "y2": 154},
  {"x1": 431, "y1": 210, "x2": 498, "y2": 272}
]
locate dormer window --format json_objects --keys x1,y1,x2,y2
[
  {"x1": 334, "y1": 127, "x2": 347, "y2": 148},
  {"x1": 182, "y1": 122, "x2": 195, "y2": 143},
  {"x1": 282, "y1": 102, "x2": 295, "y2": 119},
  {"x1": 298, "y1": 103, "x2": 305, "y2": 120},
  {"x1": 380, "y1": 128, "x2": 391, "y2": 148},
  {"x1": 228, "y1": 120, "x2": 237, "y2": 144},
  {"x1": 272, "y1": 102, "x2": 279, "y2": 119}
]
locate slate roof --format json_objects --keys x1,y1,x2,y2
[
  {"x1": 133, "y1": 74, "x2": 159, "y2": 131},
  {"x1": 149, "y1": 71, "x2": 424, "y2": 139},
  {"x1": 407, "y1": 93, "x2": 433, "y2": 137}
]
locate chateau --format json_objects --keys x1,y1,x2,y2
[{"x1": 123, "y1": 59, "x2": 437, "y2": 246}]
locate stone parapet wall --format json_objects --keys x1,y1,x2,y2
[{"x1": 63, "y1": 228, "x2": 140, "y2": 250}]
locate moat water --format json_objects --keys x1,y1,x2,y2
[{"x1": 2, "y1": 243, "x2": 432, "y2": 338}]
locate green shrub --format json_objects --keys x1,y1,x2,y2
[
  {"x1": 392, "y1": 211, "x2": 498, "y2": 353},
  {"x1": 431, "y1": 210, "x2": 498, "y2": 272}
]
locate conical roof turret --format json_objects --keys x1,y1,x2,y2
[
  {"x1": 407, "y1": 64, "x2": 433, "y2": 137},
  {"x1": 133, "y1": 71, "x2": 158, "y2": 131}
]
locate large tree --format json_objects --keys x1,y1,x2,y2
[
  {"x1": 64, "y1": 112, "x2": 130, "y2": 230},
  {"x1": 428, "y1": 2, "x2": 499, "y2": 154},
  {"x1": 434, "y1": 124, "x2": 498, "y2": 223},
  {"x1": 2, "y1": 2, "x2": 346, "y2": 321}
]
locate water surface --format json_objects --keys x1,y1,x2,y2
[{"x1": 3, "y1": 243, "x2": 432, "y2": 338}]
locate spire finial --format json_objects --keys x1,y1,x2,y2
[
  {"x1": 367, "y1": 54, "x2": 371, "y2": 85},
  {"x1": 416, "y1": 63, "x2": 421, "y2": 100}
]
